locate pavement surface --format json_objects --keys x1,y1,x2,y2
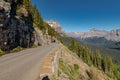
[{"x1": 0, "y1": 43, "x2": 58, "y2": 80}]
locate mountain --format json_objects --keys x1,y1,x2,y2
[
  {"x1": 58, "y1": 45, "x2": 112, "y2": 80},
  {"x1": 66, "y1": 28, "x2": 120, "y2": 41},
  {"x1": 66, "y1": 28, "x2": 120, "y2": 64},
  {"x1": 46, "y1": 20, "x2": 65, "y2": 36}
]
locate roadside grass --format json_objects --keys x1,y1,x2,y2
[
  {"x1": 0, "y1": 49, "x2": 4, "y2": 56},
  {"x1": 59, "y1": 58, "x2": 80, "y2": 80},
  {"x1": 10, "y1": 46, "x2": 25, "y2": 53},
  {"x1": 0, "y1": 45, "x2": 38, "y2": 56}
]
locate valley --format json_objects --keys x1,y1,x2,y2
[{"x1": 65, "y1": 28, "x2": 120, "y2": 64}]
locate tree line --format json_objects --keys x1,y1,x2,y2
[{"x1": 69, "y1": 39, "x2": 120, "y2": 79}]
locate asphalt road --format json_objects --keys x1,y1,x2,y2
[{"x1": 0, "y1": 43, "x2": 57, "y2": 80}]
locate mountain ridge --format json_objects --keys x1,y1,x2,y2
[
  {"x1": 66, "y1": 28, "x2": 120, "y2": 41},
  {"x1": 45, "y1": 20, "x2": 120, "y2": 42}
]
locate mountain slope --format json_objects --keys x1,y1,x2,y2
[
  {"x1": 66, "y1": 29, "x2": 120, "y2": 64},
  {"x1": 58, "y1": 45, "x2": 112, "y2": 80},
  {"x1": 49, "y1": 21, "x2": 120, "y2": 79}
]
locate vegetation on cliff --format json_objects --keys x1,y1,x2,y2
[
  {"x1": 59, "y1": 58, "x2": 80, "y2": 80},
  {"x1": 58, "y1": 46, "x2": 112, "y2": 80},
  {"x1": 9, "y1": 0, "x2": 61, "y2": 42},
  {"x1": 21, "y1": 0, "x2": 61, "y2": 41}
]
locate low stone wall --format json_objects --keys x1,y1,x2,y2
[{"x1": 39, "y1": 44, "x2": 61, "y2": 80}]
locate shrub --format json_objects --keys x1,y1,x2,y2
[
  {"x1": 0, "y1": 49, "x2": 4, "y2": 56},
  {"x1": 10, "y1": 46, "x2": 24, "y2": 53},
  {"x1": 59, "y1": 58, "x2": 80, "y2": 80}
]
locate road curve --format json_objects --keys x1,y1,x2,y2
[{"x1": 0, "y1": 43, "x2": 58, "y2": 80}]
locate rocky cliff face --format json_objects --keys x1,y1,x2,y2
[
  {"x1": 0, "y1": 0, "x2": 35, "y2": 51},
  {"x1": 34, "y1": 27, "x2": 57, "y2": 46},
  {"x1": 66, "y1": 28, "x2": 120, "y2": 41},
  {"x1": 0, "y1": 0, "x2": 58, "y2": 51}
]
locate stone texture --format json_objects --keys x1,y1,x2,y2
[
  {"x1": 0, "y1": 0, "x2": 58, "y2": 51},
  {"x1": 39, "y1": 44, "x2": 61, "y2": 80},
  {"x1": 0, "y1": 0, "x2": 35, "y2": 51},
  {"x1": 34, "y1": 27, "x2": 55, "y2": 46}
]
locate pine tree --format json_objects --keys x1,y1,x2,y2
[
  {"x1": 31, "y1": 4, "x2": 43, "y2": 30},
  {"x1": 23, "y1": 0, "x2": 30, "y2": 10},
  {"x1": 69, "y1": 39, "x2": 79, "y2": 53},
  {"x1": 107, "y1": 56, "x2": 113, "y2": 74},
  {"x1": 95, "y1": 49, "x2": 101, "y2": 69}
]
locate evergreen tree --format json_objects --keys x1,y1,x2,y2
[
  {"x1": 23, "y1": 0, "x2": 30, "y2": 10},
  {"x1": 69, "y1": 39, "x2": 79, "y2": 53},
  {"x1": 95, "y1": 49, "x2": 101, "y2": 69}
]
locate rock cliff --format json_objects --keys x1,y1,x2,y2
[
  {"x1": 0, "y1": 0, "x2": 57, "y2": 51},
  {"x1": 0, "y1": 0, "x2": 35, "y2": 51}
]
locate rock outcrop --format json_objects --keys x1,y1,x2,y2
[
  {"x1": 34, "y1": 27, "x2": 56, "y2": 46},
  {"x1": 0, "y1": 0, "x2": 35, "y2": 51}
]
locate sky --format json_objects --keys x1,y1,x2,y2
[{"x1": 32, "y1": 0, "x2": 120, "y2": 32}]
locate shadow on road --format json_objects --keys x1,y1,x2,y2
[{"x1": 42, "y1": 76, "x2": 50, "y2": 80}]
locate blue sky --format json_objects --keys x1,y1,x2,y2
[{"x1": 32, "y1": 0, "x2": 120, "y2": 32}]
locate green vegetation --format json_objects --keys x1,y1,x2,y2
[
  {"x1": 59, "y1": 58, "x2": 80, "y2": 80},
  {"x1": 10, "y1": 46, "x2": 24, "y2": 53},
  {"x1": 80, "y1": 37, "x2": 120, "y2": 64},
  {"x1": 68, "y1": 39, "x2": 120, "y2": 79},
  {"x1": 0, "y1": 49, "x2": 4, "y2": 56}
]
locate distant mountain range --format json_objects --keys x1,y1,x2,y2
[
  {"x1": 66, "y1": 28, "x2": 120, "y2": 64},
  {"x1": 46, "y1": 20, "x2": 120, "y2": 42},
  {"x1": 66, "y1": 28, "x2": 120, "y2": 42}
]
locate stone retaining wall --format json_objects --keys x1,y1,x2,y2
[{"x1": 39, "y1": 44, "x2": 61, "y2": 80}]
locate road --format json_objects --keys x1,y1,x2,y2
[{"x1": 0, "y1": 43, "x2": 58, "y2": 80}]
